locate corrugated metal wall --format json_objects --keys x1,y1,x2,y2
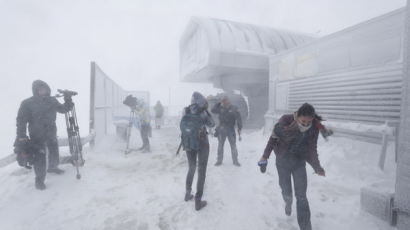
[
  {"x1": 286, "y1": 64, "x2": 403, "y2": 124},
  {"x1": 267, "y1": 8, "x2": 404, "y2": 126}
]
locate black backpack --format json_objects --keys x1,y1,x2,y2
[{"x1": 180, "y1": 112, "x2": 204, "y2": 151}]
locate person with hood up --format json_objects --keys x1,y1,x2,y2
[
  {"x1": 180, "y1": 92, "x2": 215, "y2": 211},
  {"x1": 258, "y1": 103, "x2": 326, "y2": 230},
  {"x1": 14, "y1": 80, "x2": 73, "y2": 190}
]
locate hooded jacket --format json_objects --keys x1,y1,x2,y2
[
  {"x1": 16, "y1": 80, "x2": 72, "y2": 142},
  {"x1": 262, "y1": 114, "x2": 322, "y2": 172},
  {"x1": 184, "y1": 92, "x2": 215, "y2": 130}
]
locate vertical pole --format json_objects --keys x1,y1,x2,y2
[
  {"x1": 395, "y1": 1, "x2": 410, "y2": 228},
  {"x1": 89, "y1": 62, "x2": 96, "y2": 148},
  {"x1": 168, "y1": 87, "x2": 171, "y2": 116}
]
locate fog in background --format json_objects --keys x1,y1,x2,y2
[{"x1": 0, "y1": 0, "x2": 405, "y2": 155}]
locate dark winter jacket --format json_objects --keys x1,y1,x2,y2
[
  {"x1": 262, "y1": 114, "x2": 322, "y2": 172},
  {"x1": 184, "y1": 92, "x2": 215, "y2": 136},
  {"x1": 211, "y1": 103, "x2": 242, "y2": 131},
  {"x1": 184, "y1": 104, "x2": 215, "y2": 131},
  {"x1": 16, "y1": 80, "x2": 72, "y2": 142}
]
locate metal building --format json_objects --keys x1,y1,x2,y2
[
  {"x1": 180, "y1": 17, "x2": 314, "y2": 127},
  {"x1": 265, "y1": 8, "x2": 404, "y2": 130}
]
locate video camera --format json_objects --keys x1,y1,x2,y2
[
  {"x1": 123, "y1": 95, "x2": 139, "y2": 109},
  {"x1": 57, "y1": 89, "x2": 78, "y2": 98}
]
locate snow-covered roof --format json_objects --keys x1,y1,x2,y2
[
  {"x1": 181, "y1": 17, "x2": 314, "y2": 55},
  {"x1": 180, "y1": 17, "x2": 315, "y2": 83}
]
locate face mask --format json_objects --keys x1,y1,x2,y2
[{"x1": 298, "y1": 122, "x2": 311, "y2": 132}]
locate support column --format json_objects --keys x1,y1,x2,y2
[{"x1": 396, "y1": 1, "x2": 410, "y2": 228}]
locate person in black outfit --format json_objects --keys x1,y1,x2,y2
[
  {"x1": 182, "y1": 92, "x2": 215, "y2": 211},
  {"x1": 15, "y1": 80, "x2": 73, "y2": 190},
  {"x1": 212, "y1": 96, "x2": 242, "y2": 166}
]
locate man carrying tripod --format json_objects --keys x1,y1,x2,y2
[{"x1": 14, "y1": 80, "x2": 73, "y2": 190}]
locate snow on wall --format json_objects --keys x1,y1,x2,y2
[{"x1": 180, "y1": 17, "x2": 315, "y2": 82}]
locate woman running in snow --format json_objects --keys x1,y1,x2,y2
[{"x1": 259, "y1": 103, "x2": 329, "y2": 230}]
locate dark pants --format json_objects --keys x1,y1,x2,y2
[
  {"x1": 46, "y1": 137, "x2": 60, "y2": 169},
  {"x1": 217, "y1": 128, "x2": 238, "y2": 163},
  {"x1": 140, "y1": 124, "x2": 151, "y2": 150},
  {"x1": 276, "y1": 154, "x2": 311, "y2": 230},
  {"x1": 186, "y1": 139, "x2": 210, "y2": 200},
  {"x1": 32, "y1": 144, "x2": 47, "y2": 183}
]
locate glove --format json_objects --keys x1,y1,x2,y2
[
  {"x1": 315, "y1": 167, "x2": 326, "y2": 176},
  {"x1": 14, "y1": 137, "x2": 28, "y2": 153},
  {"x1": 258, "y1": 159, "x2": 268, "y2": 173},
  {"x1": 320, "y1": 128, "x2": 334, "y2": 139},
  {"x1": 64, "y1": 96, "x2": 74, "y2": 109}
]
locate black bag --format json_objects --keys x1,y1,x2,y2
[{"x1": 14, "y1": 139, "x2": 34, "y2": 169}]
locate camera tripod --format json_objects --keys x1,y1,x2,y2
[
  {"x1": 64, "y1": 102, "x2": 85, "y2": 179},
  {"x1": 57, "y1": 90, "x2": 84, "y2": 180},
  {"x1": 125, "y1": 109, "x2": 137, "y2": 154}
]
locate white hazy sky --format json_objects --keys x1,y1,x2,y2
[{"x1": 0, "y1": 0, "x2": 406, "y2": 153}]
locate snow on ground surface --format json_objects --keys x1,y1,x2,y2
[{"x1": 0, "y1": 125, "x2": 397, "y2": 230}]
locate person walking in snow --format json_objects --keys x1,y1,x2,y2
[
  {"x1": 154, "y1": 100, "x2": 164, "y2": 129},
  {"x1": 135, "y1": 100, "x2": 152, "y2": 153},
  {"x1": 14, "y1": 80, "x2": 73, "y2": 190},
  {"x1": 180, "y1": 92, "x2": 215, "y2": 211},
  {"x1": 211, "y1": 96, "x2": 242, "y2": 166},
  {"x1": 258, "y1": 103, "x2": 326, "y2": 230}
]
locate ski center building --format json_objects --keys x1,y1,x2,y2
[
  {"x1": 179, "y1": 17, "x2": 315, "y2": 128},
  {"x1": 180, "y1": 8, "x2": 407, "y2": 227}
]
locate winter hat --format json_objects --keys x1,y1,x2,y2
[{"x1": 191, "y1": 92, "x2": 208, "y2": 109}]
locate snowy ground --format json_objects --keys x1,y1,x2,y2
[{"x1": 0, "y1": 126, "x2": 397, "y2": 230}]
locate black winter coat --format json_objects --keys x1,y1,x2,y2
[
  {"x1": 211, "y1": 103, "x2": 242, "y2": 131},
  {"x1": 16, "y1": 80, "x2": 72, "y2": 142}
]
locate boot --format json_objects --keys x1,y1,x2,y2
[
  {"x1": 184, "y1": 192, "x2": 194, "y2": 202},
  {"x1": 195, "y1": 198, "x2": 207, "y2": 211},
  {"x1": 233, "y1": 160, "x2": 241, "y2": 167},
  {"x1": 142, "y1": 145, "x2": 151, "y2": 153},
  {"x1": 214, "y1": 161, "x2": 222, "y2": 166},
  {"x1": 284, "y1": 197, "x2": 292, "y2": 216},
  {"x1": 35, "y1": 178, "x2": 46, "y2": 190},
  {"x1": 47, "y1": 167, "x2": 65, "y2": 175}
]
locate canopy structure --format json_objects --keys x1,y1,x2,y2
[{"x1": 180, "y1": 17, "x2": 314, "y2": 127}]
